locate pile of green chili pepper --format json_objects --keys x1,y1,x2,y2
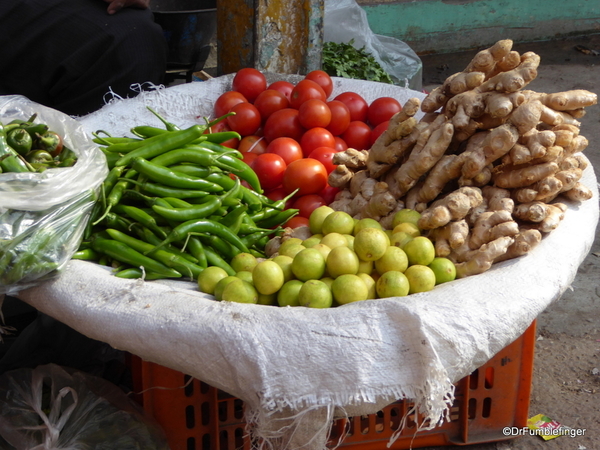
[
  {"x1": 0, "y1": 114, "x2": 77, "y2": 173},
  {"x1": 77, "y1": 107, "x2": 299, "y2": 281}
]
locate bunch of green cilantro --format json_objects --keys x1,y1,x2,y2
[{"x1": 322, "y1": 39, "x2": 393, "y2": 84}]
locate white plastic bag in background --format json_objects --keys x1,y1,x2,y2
[
  {"x1": 324, "y1": 0, "x2": 423, "y2": 91},
  {"x1": 0, "y1": 364, "x2": 169, "y2": 450},
  {"x1": 0, "y1": 95, "x2": 108, "y2": 295}
]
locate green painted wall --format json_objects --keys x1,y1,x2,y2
[{"x1": 357, "y1": 0, "x2": 600, "y2": 54}]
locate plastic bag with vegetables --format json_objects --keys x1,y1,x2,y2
[
  {"x1": 0, "y1": 95, "x2": 108, "y2": 295},
  {"x1": 0, "y1": 363, "x2": 169, "y2": 450}
]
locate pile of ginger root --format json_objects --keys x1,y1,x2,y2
[{"x1": 328, "y1": 39, "x2": 597, "y2": 278}]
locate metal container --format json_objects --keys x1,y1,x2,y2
[{"x1": 150, "y1": 0, "x2": 217, "y2": 76}]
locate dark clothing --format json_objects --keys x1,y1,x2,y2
[{"x1": 0, "y1": 0, "x2": 168, "y2": 116}]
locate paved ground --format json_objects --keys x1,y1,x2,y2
[{"x1": 417, "y1": 35, "x2": 600, "y2": 450}]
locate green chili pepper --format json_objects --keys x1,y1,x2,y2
[
  {"x1": 0, "y1": 123, "x2": 30, "y2": 173},
  {"x1": 152, "y1": 195, "x2": 222, "y2": 222},
  {"x1": 6, "y1": 128, "x2": 33, "y2": 155},
  {"x1": 72, "y1": 248, "x2": 100, "y2": 261},
  {"x1": 93, "y1": 168, "x2": 137, "y2": 225},
  {"x1": 113, "y1": 204, "x2": 168, "y2": 239},
  {"x1": 198, "y1": 234, "x2": 238, "y2": 260},
  {"x1": 91, "y1": 236, "x2": 182, "y2": 278},
  {"x1": 114, "y1": 267, "x2": 168, "y2": 280},
  {"x1": 220, "y1": 204, "x2": 249, "y2": 234},
  {"x1": 115, "y1": 124, "x2": 206, "y2": 167},
  {"x1": 124, "y1": 178, "x2": 211, "y2": 200},
  {"x1": 186, "y1": 236, "x2": 207, "y2": 268},
  {"x1": 148, "y1": 218, "x2": 250, "y2": 256},
  {"x1": 104, "y1": 212, "x2": 135, "y2": 234},
  {"x1": 255, "y1": 208, "x2": 299, "y2": 229},
  {"x1": 202, "y1": 245, "x2": 236, "y2": 276},
  {"x1": 147, "y1": 106, "x2": 181, "y2": 131},
  {"x1": 131, "y1": 157, "x2": 224, "y2": 192},
  {"x1": 130, "y1": 126, "x2": 169, "y2": 139},
  {"x1": 106, "y1": 229, "x2": 203, "y2": 279},
  {"x1": 169, "y1": 164, "x2": 215, "y2": 179},
  {"x1": 200, "y1": 131, "x2": 243, "y2": 146}
]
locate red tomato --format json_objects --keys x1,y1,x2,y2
[
  {"x1": 241, "y1": 151, "x2": 257, "y2": 166},
  {"x1": 231, "y1": 68, "x2": 267, "y2": 102},
  {"x1": 253, "y1": 89, "x2": 289, "y2": 122},
  {"x1": 320, "y1": 184, "x2": 341, "y2": 204},
  {"x1": 367, "y1": 97, "x2": 402, "y2": 127},
  {"x1": 289, "y1": 79, "x2": 327, "y2": 109},
  {"x1": 341, "y1": 121, "x2": 372, "y2": 150},
  {"x1": 298, "y1": 99, "x2": 331, "y2": 129},
  {"x1": 282, "y1": 158, "x2": 328, "y2": 196},
  {"x1": 292, "y1": 194, "x2": 327, "y2": 219},
  {"x1": 266, "y1": 186, "x2": 293, "y2": 207},
  {"x1": 263, "y1": 108, "x2": 305, "y2": 143},
  {"x1": 214, "y1": 90, "x2": 247, "y2": 118},
  {"x1": 334, "y1": 91, "x2": 369, "y2": 122},
  {"x1": 285, "y1": 215, "x2": 311, "y2": 229},
  {"x1": 334, "y1": 136, "x2": 348, "y2": 153},
  {"x1": 268, "y1": 80, "x2": 295, "y2": 101},
  {"x1": 205, "y1": 120, "x2": 239, "y2": 148},
  {"x1": 326, "y1": 100, "x2": 351, "y2": 136},
  {"x1": 238, "y1": 135, "x2": 268, "y2": 154},
  {"x1": 308, "y1": 146, "x2": 338, "y2": 174},
  {"x1": 304, "y1": 70, "x2": 334, "y2": 98},
  {"x1": 299, "y1": 127, "x2": 336, "y2": 157},
  {"x1": 251, "y1": 153, "x2": 287, "y2": 191},
  {"x1": 266, "y1": 137, "x2": 304, "y2": 165},
  {"x1": 226, "y1": 102, "x2": 261, "y2": 137},
  {"x1": 370, "y1": 120, "x2": 389, "y2": 146}
]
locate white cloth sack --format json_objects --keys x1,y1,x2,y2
[{"x1": 16, "y1": 79, "x2": 600, "y2": 448}]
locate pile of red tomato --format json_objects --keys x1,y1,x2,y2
[{"x1": 210, "y1": 68, "x2": 403, "y2": 228}]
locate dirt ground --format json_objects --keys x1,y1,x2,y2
[{"x1": 417, "y1": 35, "x2": 600, "y2": 450}]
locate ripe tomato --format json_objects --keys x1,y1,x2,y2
[
  {"x1": 304, "y1": 70, "x2": 333, "y2": 98},
  {"x1": 266, "y1": 137, "x2": 304, "y2": 165},
  {"x1": 367, "y1": 97, "x2": 402, "y2": 127},
  {"x1": 320, "y1": 184, "x2": 341, "y2": 204},
  {"x1": 326, "y1": 100, "x2": 351, "y2": 136},
  {"x1": 205, "y1": 120, "x2": 239, "y2": 148},
  {"x1": 263, "y1": 108, "x2": 305, "y2": 143},
  {"x1": 266, "y1": 186, "x2": 293, "y2": 208},
  {"x1": 370, "y1": 120, "x2": 389, "y2": 146},
  {"x1": 292, "y1": 194, "x2": 327, "y2": 218},
  {"x1": 282, "y1": 158, "x2": 328, "y2": 196},
  {"x1": 298, "y1": 99, "x2": 331, "y2": 129},
  {"x1": 268, "y1": 80, "x2": 295, "y2": 101},
  {"x1": 308, "y1": 146, "x2": 338, "y2": 174},
  {"x1": 238, "y1": 135, "x2": 268, "y2": 154},
  {"x1": 226, "y1": 102, "x2": 261, "y2": 137},
  {"x1": 251, "y1": 153, "x2": 287, "y2": 191},
  {"x1": 341, "y1": 121, "x2": 372, "y2": 150},
  {"x1": 289, "y1": 79, "x2": 327, "y2": 109},
  {"x1": 214, "y1": 90, "x2": 247, "y2": 118},
  {"x1": 334, "y1": 91, "x2": 369, "y2": 122},
  {"x1": 334, "y1": 136, "x2": 348, "y2": 152},
  {"x1": 285, "y1": 215, "x2": 310, "y2": 229},
  {"x1": 241, "y1": 150, "x2": 257, "y2": 166},
  {"x1": 253, "y1": 89, "x2": 289, "y2": 122},
  {"x1": 299, "y1": 127, "x2": 336, "y2": 157},
  {"x1": 231, "y1": 67, "x2": 267, "y2": 102}
]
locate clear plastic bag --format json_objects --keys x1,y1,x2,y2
[
  {"x1": 324, "y1": 0, "x2": 423, "y2": 91},
  {"x1": 0, "y1": 95, "x2": 108, "y2": 295},
  {"x1": 0, "y1": 363, "x2": 169, "y2": 450}
]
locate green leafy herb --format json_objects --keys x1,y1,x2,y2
[{"x1": 322, "y1": 39, "x2": 394, "y2": 84}]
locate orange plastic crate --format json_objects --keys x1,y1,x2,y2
[{"x1": 130, "y1": 319, "x2": 536, "y2": 450}]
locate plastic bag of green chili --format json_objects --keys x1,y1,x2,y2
[{"x1": 0, "y1": 95, "x2": 108, "y2": 295}]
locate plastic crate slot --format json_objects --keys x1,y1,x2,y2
[
  {"x1": 186, "y1": 437, "x2": 195, "y2": 450},
  {"x1": 389, "y1": 405, "x2": 401, "y2": 430},
  {"x1": 233, "y1": 399, "x2": 245, "y2": 420},
  {"x1": 468, "y1": 398, "x2": 476, "y2": 419},
  {"x1": 449, "y1": 406, "x2": 460, "y2": 422},
  {"x1": 200, "y1": 401, "x2": 211, "y2": 426},
  {"x1": 219, "y1": 430, "x2": 228, "y2": 450},
  {"x1": 185, "y1": 404, "x2": 196, "y2": 429},
  {"x1": 184, "y1": 375, "x2": 194, "y2": 396},
  {"x1": 234, "y1": 427, "x2": 246, "y2": 448},
  {"x1": 484, "y1": 367, "x2": 494, "y2": 388},
  {"x1": 218, "y1": 400, "x2": 229, "y2": 422},
  {"x1": 201, "y1": 433, "x2": 211, "y2": 450},
  {"x1": 482, "y1": 397, "x2": 492, "y2": 418},
  {"x1": 469, "y1": 369, "x2": 479, "y2": 390}
]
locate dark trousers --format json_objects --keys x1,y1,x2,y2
[{"x1": 0, "y1": 0, "x2": 168, "y2": 116}]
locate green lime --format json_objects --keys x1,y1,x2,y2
[
  {"x1": 198, "y1": 266, "x2": 229, "y2": 295},
  {"x1": 298, "y1": 279, "x2": 333, "y2": 308}
]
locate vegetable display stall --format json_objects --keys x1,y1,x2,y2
[{"x1": 13, "y1": 75, "x2": 599, "y2": 449}]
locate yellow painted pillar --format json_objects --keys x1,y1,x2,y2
[{"x1": 216, "y1": 0, "x2": 323, "y2": 76}]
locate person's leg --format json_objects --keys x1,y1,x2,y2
[{"x1": 0, "y1": 0, "x2": 168, "y2": 116}]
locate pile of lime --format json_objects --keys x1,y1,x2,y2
[{"x1": 197, "y1": 206, "x2": 457, "y2": 307}]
